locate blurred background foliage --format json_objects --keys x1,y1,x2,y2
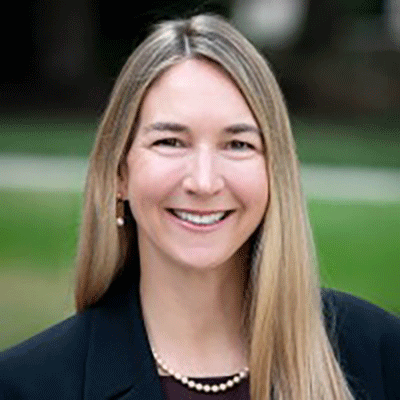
[{"x1": 0, "y1": 0, "x2": 399, "y2": 350}]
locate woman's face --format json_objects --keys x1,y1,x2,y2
[{"x1": 120, "y1": 59, "x2": 269, "y2": 271}]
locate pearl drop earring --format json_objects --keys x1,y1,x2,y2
[{"x1": 116, "y1": 193, "x2": 125, "y2": 226}]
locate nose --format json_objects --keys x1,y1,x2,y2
[{"x1": 182, "y1": 145, "x2": 224, "y2": 196}]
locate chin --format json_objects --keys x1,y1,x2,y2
[{"x1": 170, "y1": 248, "x2": 236, "y2": 272}]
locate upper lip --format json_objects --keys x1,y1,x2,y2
[{"x1": 168, "y1": 208, "x2": 233, "y2": 215}]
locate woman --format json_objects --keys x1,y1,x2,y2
[{"x1": 1, "y1": 14, "x2": 399, "y2": 400}]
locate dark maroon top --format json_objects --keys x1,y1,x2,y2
[{"x1": 160, "y1": 375, "x2": 250, "y2": 400}]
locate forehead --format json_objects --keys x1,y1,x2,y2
[
  {"x1": 149, "y1": 58, "x2": 235, "y2": 93},
  {"x1": 138, "y1": 58, "x2": 257, "y2": 126}
]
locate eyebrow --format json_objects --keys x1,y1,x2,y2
[
  {"x1": 223, "y1": 123, "x2": 261, "y2": 136},
  {"x1": 144, "y1": 122, "x2": 261, "y2": 136},
  {"x1": 144, "y1": 122, "x2": 188, "y2": 133}
]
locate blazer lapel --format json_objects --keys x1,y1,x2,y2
[{"x1": 83, "y1": 280, "x2": 164, "y2": 400}]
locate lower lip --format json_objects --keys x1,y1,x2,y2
[{"x1": 165, "y1": 210, "x2": 234, "y2": 232}]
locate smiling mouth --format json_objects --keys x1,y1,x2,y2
[{"x1": 167, "y1": 209, "x2": 234, "y2": 225}]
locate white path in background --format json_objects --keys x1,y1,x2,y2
[{"x1": 0, "y1": 154, "x2": 399, "y2": 202}]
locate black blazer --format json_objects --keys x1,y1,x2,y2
[{"x1": 1, "y1": 274, "x2": 400, "y2": 400}]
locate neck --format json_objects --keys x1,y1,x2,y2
[{"x1": 139, "y1": 249, "x2": 249, "y2": 377}]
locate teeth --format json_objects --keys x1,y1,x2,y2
[{"x1": 173, "y1": 210, "x2": 227, "y2": 225}]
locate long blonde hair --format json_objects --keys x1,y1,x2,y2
[{"x1": 75, "y1": 14, "x2": 354, "y2": 400}]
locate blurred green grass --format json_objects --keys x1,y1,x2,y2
[
  {"x1": 0, "y1": 190, "x2": 81, "y2": 272},
  {"x1": 309, "y1": 201, "x2": 400, "y2": 313},
  {"x1": 1, "y1": 188, "x2": 399, "y2": 350},
  {"x1": 0, "y1": 190, "x2": 80, "y2": 350}
]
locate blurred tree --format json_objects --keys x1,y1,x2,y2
[{"x1": 2, "y1": 0, "x2": 400, "y2": 119}]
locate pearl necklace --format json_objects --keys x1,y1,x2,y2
[{"x1": 151, "y1": 348, "x2": 249, "y2": 393}]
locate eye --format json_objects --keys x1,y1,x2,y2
[
  {"x1": 153, "y1": 138, "x2": 185, "y2": 148},
  {"x1": 226, "y1": 140, "x2": 255, "y2": 151}
]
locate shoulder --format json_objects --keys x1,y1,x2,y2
[
  {"x1": 322, "y1": 289, "x2": 400, "y2": 399},
  {"x1": 322, "y1": 288, "x2": 400, "y2": 334},
  {"x1": 0, "y1": 311, "x2": 92, "y2": 400}
]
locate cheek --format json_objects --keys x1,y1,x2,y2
[
  {"x1": 226, "y1": 160, "x2": 269, "y2": 211},
  {"x1": 126, "y1": 150, "x2": 186, "y2": 210}
]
